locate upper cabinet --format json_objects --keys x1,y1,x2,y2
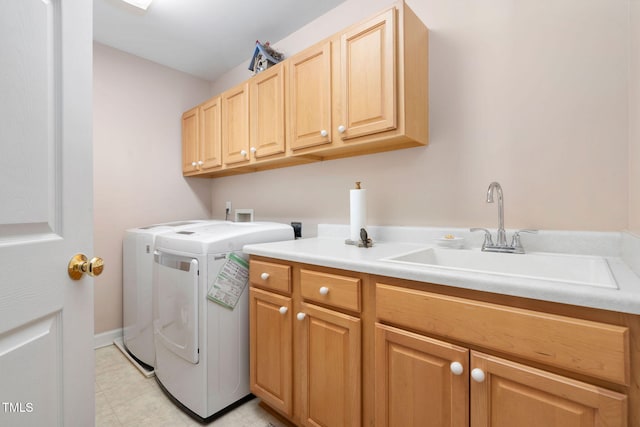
[
  {"x1": 221, "y1": 82, "x2": 250, "y2": 166},
  {"x1": 182, "y1": 106, "x2": 200, "y2": 174},
  {"x1": 250, "y1": 63, "x2": 286, "y2": 159},
  {"x1": 339, "y1": 8, "x2": 396, "y2": 141},
  {"x1": 182, "y1": 97, "x2": 222, "y2": 175},
  {"x1": 199, "y1": 96, "x2": 222, "y2": 170},
  {"x1": 288, "y1": 41, "x2": 333, "y2": 151},
  {"x1": 183, "y1": 0, "x2": 428, "y2": 178}
]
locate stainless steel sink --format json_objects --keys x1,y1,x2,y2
[{"x1": 384, "y1": 248, "x2": 618, "y2": 289}]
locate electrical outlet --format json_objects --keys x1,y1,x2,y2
[{"x1": 226, "y1": 201, "x2": 232, "y2": 211}]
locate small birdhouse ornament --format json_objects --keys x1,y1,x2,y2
[{"x1": 248, "y1": 41, "x2": 284, "y2": 75}]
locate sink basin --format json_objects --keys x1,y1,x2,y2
[{"x1": 384, "y1": 248, "x2": 618, "y2": 289}]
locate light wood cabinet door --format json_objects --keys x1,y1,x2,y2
[
  {"x1": 339, "y1": 7, "x2": 396, "y2": 141},
  {"x1": 288, "y1": 41, "x2": 332, "y2": 151},
  {"x1": 199, "y1": 96, "x2": 222, "y2": 170},
  {"x1": 250, "y1": 63, "x2": 285, "y2": 159},
  {"x1": 222, "y1": 82, "x2": 250, "y2": 165},
  {"x1": 375, "y1": 323, "x2": 469, "y2": 427},
  {"x1": 249, "y1": 287, "x2": 293, "y2": 416},
  {"x1": 297, "y1": 302, "x2": 361, "y2": 427},
  {"x1": 181, "y1": 106, "x2": 199, "y2": 173},
  {"x1": 470, "y1": 351, "x2": 627, "y2": 427}
]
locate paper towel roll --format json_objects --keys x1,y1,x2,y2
[{"x1": 350, "y1": 188, "x2": 367, "y2": 242}]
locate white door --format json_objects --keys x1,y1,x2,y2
[{"x1": 0, "y1": 1, "x2": 94, "y2": 426}]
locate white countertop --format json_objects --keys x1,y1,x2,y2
[{"x1": 243, "y1": 225, "x2": 640, "y2": 315}]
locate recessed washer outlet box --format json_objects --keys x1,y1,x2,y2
[{"x1": 235, "y1": 209, "x2": 254, "y2": 222}]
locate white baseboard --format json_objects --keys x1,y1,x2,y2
[{"x1": 94, "y1": 328, "x2": 123, "y2": 349}]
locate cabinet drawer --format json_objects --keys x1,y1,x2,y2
[
  {"x1": 376, "y1": 283, "x2": 630, "y2": 385},
  {"x1": 300, "y1": 269, "x2": 361, "y2": 312},
  {"x1": 250, "y1": 260, "x2": 291, "y2": 294}
]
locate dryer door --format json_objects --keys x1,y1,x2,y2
[{"x1": 154, "y1": 251, "x2": 199, "y2": 364}]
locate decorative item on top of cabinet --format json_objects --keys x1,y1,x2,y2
[{"x1": 248, "y1": 40, "x2": 284, "y2": 75}]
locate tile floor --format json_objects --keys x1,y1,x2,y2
[{"x1": 95, "y1": 345, "x2": 286, "y2": 426}]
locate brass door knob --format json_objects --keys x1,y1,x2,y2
[{"x1": 68, "y1": 254, "x2": 104, "y2": 280}]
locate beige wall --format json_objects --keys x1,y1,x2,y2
[
  {"x1": 630, "y1": 0, "x2": 640, "y2": 234},
  {"x1": 93, "y1": 43, "x2": 213, "y2": 334},
  {"x1": 93, "y1": 0, "x2": 638, "y2": 334},
  {"x1": 210, "y1": 0, "x2": 631, "y2": 234}
]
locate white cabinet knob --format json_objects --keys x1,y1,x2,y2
[
  {"x1": 250, "y1": 147, "x2": 257, "y2": 154},
  {"x1": 198, "y1": 160, "x2": 204, "y2": 165},
  {"x1": 279, "y1": 306, "x2": 288, "y2": 315},
  {"x1": 260, "y1": 272, "x2": 270, "y2": 280},
  {"x1": 240, "y1": 150, "x2": 248, "y2": 157},
  {"x1": 319, "y1": 286, "x2": 329, "y2": 296},
  {"x1": 296, "y1": 312, "x2": 306, "y2": 321},
  {"x1": 320, "y1": 129, "x2": 328, "y2": 137},
  {"x1": 450, "y1": 362, "x2": 464, "y2": 376},
  {"x1": 337, "y1": 125, "x2": 346, "y2": 134},
  {"x1": 471, "y1": 368, "x2": 486, "y2": 383},
  {"x1": 191, "y1": 161, "x2": 197, "y2": 167}
]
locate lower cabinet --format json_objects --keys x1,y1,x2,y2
[
  {"x1": 249, "y1": 287, "x2": 293, "y2": 416},
  {"x1": 249, "y1": 259, "x2": 362, "y2": 426},
  {"x1": 297, "y1": 302, "x2": 361, "y2": 427},
  {"x1": 250, "y1": 257, "x2": 635, "y2": 426},
  {"x1": 375, "y1": 323, "x2": 627, "y2": 427},
  {"x1": 470, "y1": 352, "x2": 626, "y2": 427},
  {"x1": 375, "y1": 323, "x2": 469, "y2": 427}
]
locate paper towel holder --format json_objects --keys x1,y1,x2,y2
[
  {"x1": 345, "y1": 227, "x2": 374, "y2": 247},
  {"x1": 346, "y1": 181, "x2": 372, "y2": 247}
]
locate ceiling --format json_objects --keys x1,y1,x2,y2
[{"x1": 93, "y1": 0, "x2": 345, "y2": 82}]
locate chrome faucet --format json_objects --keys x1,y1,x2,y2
[
  {"x1": 471, "y1": 182, "x2": 537, "y2": 254},
  {"x1": 486, "y1": 182, "x2": 507, "y2": 247}
]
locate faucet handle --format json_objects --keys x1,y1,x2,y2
[
  {"x1": 511, "y1": 229, "x2": 538, "y2": 253},
  {"x1": 470, "y1": 228, "x2": 494, "y2": 249}
]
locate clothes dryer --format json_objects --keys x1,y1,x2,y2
[
  {"x1": 122, "y1": 220, "x2": 223, "y2": 369},
  {"x1": 152, "y1": 222, "x2": 293, "y2": 422}
]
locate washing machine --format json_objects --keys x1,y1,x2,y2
[
  {"x1": 122, "y1": 219, "x2": 223, "y2": 369},
  {"x1": 152, "y1": 221, "x2": 293, "y2": 422}
]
